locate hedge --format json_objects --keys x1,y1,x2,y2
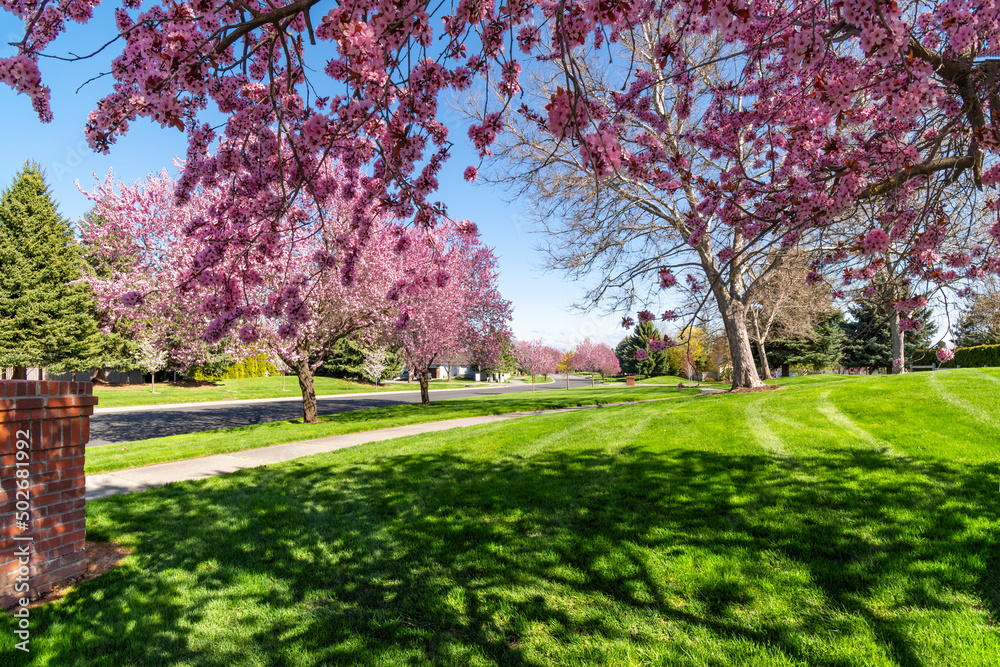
[
  {"x1": 912, "y1": 344, "x2": 1000, "y2": 369},
  {"x1": 193, "y1": 354, "x2": 280, "y2": 381}
]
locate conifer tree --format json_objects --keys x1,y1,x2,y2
[
  {"x1": 626, "y1": 321, "x2": 670, "y2": 377},
  {"x1": 766, "y1": 317, "x2": 846, "y2": 373},
  {"x1": 838, "y1": 302, "x2": 936, "y2": 372},
  {"x1": 0, "y1": 162, "x2": 99, "y2": 378}
]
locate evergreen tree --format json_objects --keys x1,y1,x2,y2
[
  {"x1": 838, "y1": 301, "x2": 936, "y2": 371},
  {"x1": 0, "y1": 162, "x2": 100, "y2": 377},
  {"x1": 767, "y1": 316, "x2": 846, "y2": 372},
  {"x1": 318, "y1": 337, "x2": 367, "y2": 378},
  {"x1": 623, "y1": 321, "x2": 670, "y2": 377},
  {"x1": 614, "y1": 337, "x2": 640, "y2": 375},
  {"x1": 319, "y1": 336, "x2": 402, "y2": 380}
]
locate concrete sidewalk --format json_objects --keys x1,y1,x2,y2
[{"x1": 86, "y1": 393, "x2": 716, "y2": 501}]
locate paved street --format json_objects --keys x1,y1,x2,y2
[{"x1": 89, "y1": 376, "x2": 598, "y2": 446}]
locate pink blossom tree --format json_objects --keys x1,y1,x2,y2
[
  {"x1": 594, "y1": 346, "x2": 622, "y2": 381},
  {"x1": 79, "y1": 171, "x2": 232, "y2": 374},
  {"x1": 390, "y1": 221, "x2": 512, "y2": 406},
  {"x1": 575, "y1": 338, "x2": 621, "y2": 386},
  {"x1": 80, "y1": 167, "x2": 407, "y2": 423},
  {"x1": 513, "y1": 339, "x2": 561, "y2": 391},
  {"x1": 5, "y1": 0, "x2": 1000, "y2": 392}
]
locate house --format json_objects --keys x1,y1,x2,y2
[
  {"x1": 429, "y1": 353, "x2": 473, "y2": 379},
  {"x1": 401, "y1": 352, "x2": 510, "y2": 382}
]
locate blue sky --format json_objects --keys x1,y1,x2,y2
[{"x1": 0, "y1": 12, "x2": 636, "y2": 349}]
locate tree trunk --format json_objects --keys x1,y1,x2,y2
[
  {"x1": 92, "y1": 367, "x2": 108, "y2": 383},
  {"x1": 293, "y1": 358, "x2": 319, "y2": 423},
  {"x1": 755, "y1": 339, "x2": 773, "y2": 381},
  {"x1": 418, "y1": 372, "x2": 430, "y2": 406},
  {"x1": 890, "y1": 310, "x2": 905, "y2": 374},
  {"x1": 12, "y1": 366, "x2": 26, "y2": 380},
  {"x1": 714, "y1": 296, "x2": 764, "y2": 389}
]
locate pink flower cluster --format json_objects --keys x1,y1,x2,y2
[
  {"x1": 859, "y1": 229, "x2": 891, "y2": 256},
  {"x1": 659, "y1": 268, "x2": 677, "y2": 289},
  {"x1": 936, "y1": 348, "x2": 954, "y2": 363}
]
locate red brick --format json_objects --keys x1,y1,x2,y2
[
  {"x1": 1, "y1": 380, "x2": 90, "y2": 603},
  {"x1": 33, "y1": 537, "x2": 63, "y2": 554},
  {"x1": 34, "y1": 469, "x2": 59, "y2": 484},
  {"x1": 56, "y1": 531, "x2": 84, "y2": 547},
  {"x1": 40, "y1": 500, "x2": 80, "y2": 516},
  {"x1": 45, "y1": 523, "x2": 76, "y2": 538},
  {"x1": 33, "y1": 491, "x2": 62, "y2": 507},
  {"x1": 45, "y1": 479, "x2": 75, "y2": 494},
  {"x1": 70, "y1": 419, "x2": 81, "y2": 447},
  {"x1": 47, "y1": 457, "x2": 76, "y2": 471}
]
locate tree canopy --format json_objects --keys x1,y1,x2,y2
[{"x1": 4, "y1": 0, "x2": 1000, "y2": 387}]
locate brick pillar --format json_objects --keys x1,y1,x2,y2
[{"x1": 1, "y1": 381, "x2": 97, "y2": 608}]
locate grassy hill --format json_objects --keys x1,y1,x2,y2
[{"x1": 5, "y1": 370, "x2": 999, "y2": 665}]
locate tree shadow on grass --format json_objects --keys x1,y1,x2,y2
[{"x1": 6, "y1": 444, "x2": 1000, "y2": 666}]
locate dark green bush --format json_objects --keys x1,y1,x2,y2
[{"x1": 913, "y1": 344, "x2": 1000, "y2": 368}]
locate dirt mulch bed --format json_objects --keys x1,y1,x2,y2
[
  {"x1": 728, "y1": 385, "x2": 787, "y2": 394},
  {"x1": 5, "y1": 542, "x2": 131, "y2": 611}
]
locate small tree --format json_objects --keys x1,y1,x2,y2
[
  {"x1": 575, "y1": 338, "x2": 620, "y2": 386},
  {"x1": 557, "y1": 351, "x2": 576, "y2": 389},
  {"x1": 361, "y1": 348, "x2": 389, "y2": 389},
  {"x1": 666, "y1": 327, "x2": 709, "y2": 381},
  {"x1": 135, "y1": 336, "x2": 167, "y2": 393},
  {"x1": 594, "y1": 346, "x2": 621, "y2": 382},
  {"x1": 747, "y1": 251, "x2": 836, "y2": 380},
  {"x1": 514, "y1": 339, "x2": 559, "y2": 391}
]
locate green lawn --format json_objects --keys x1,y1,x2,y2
[
  {"x1": 7, "y1": 369, "x2": 1000, "y2": 665},
  {"x1": 85, "y1": 386, "x2": 700, "y2": 474},
  {"x1": 603, "y1": 374, "x2": 695, "y2": 385},
  {"x1": 93, "y1": 376, "x2": 462, "y2": 409}
]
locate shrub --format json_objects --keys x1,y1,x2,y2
[
  {"x1": 193, "y1": 354, "x2": 279, "y2": 381},
  {"x1": 913, "y1": 344, "x2": 1000, "y2": 368}
]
